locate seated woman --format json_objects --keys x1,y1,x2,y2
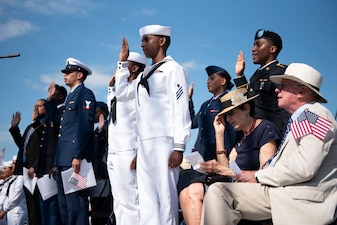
[{"x1": 179, "y1": 88, "x2": 281, "y2": 225}]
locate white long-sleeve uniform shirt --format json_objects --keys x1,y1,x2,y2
[
  {"x1": 0, "y1": 175, "x2": 27, "y2": 214},
  {"x1": 115, "y1": 56, "x2": 191, "y2": 151},
  {"x1": 136, "y1": 56, "x2": 191, "y2": 150},
  {"x1": 107, "y1": 62, "x2": 138, "y2": 152}
]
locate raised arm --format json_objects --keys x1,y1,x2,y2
[{"x1": 235, "y1": 50, "x2": 245, "y2": 77}]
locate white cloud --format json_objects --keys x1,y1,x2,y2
[
  {"x1": 182, "y1": 60, "x2": 203, "y2": 71},
  {"x1": 23, "y1": 0, "x2": 91, "y2": 15},
  {"x1": 87, "y1": 63, "x2": 115, "y2": 87},
  {"x1": 0, "y1": 0, "x2": 102, "y2": 16},
  {"x1": 139, "y1": 8, "x2": 158, "y2": 16},
  {"x1": 0, "y1": 130, "x2": 12, "y2": 143},
  {"x1": 0, "y1": 19, "x2": 38, "y2": 41},
  {"x1": 86, "y1": 71, "x2": 111, "y2": 89},
  {"x1": 40, "y1": 73, "x2": 65, "y2": 88}
]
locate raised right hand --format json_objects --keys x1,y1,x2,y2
[
  {"x1": 235, "y1": 50, "x2": 245, "y2": 77},
  {"x1": 119, "y1": 37, "x2": 129, "y2": 61},
  {"x1": 47, "y1": 81, "x2": 56, "y2": 101},
  {"x1": 11, "y1": 112, "x2": 21, "y2": 127},
  {"x1": 188, "y1": 81, "x2": 194, "y2": 99}
]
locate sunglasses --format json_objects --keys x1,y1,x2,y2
[{"x1": 277, "y1": 82, "x2": 303, "y2": 90}]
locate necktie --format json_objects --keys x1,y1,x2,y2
[
  {"x1": 110, "y1": 97, "x2": 117, "y2": 123},
  {"x1": 263, "y1": 118, "x2": 292, "y2": 168},
  {"x1": 64, "y1": 91, "x2": 73, "y2": 106},
  {"x1": 204, "y1": 98, "x2": 214, "y2": 115}
]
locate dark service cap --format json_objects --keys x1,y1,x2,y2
[
  {"x1": 61, "y1": 57, "x2": 92, "y2": 76},
  {"x1": 205, "y1": 65, "x2": 234, "y2": 90}
]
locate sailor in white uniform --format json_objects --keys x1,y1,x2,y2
[
  {"x1": 0, "y1": 161, "x2": 27, "y2": 225},
  {"x1": 107, "y1": 49, "x2": 147, "y2": 225}
]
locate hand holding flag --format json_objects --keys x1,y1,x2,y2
[{"x1": 68, "y1": 172, "x2": 87, "y2": 189}]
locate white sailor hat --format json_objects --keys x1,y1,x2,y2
[
  {"x1": 127, "y1": 52, "x2": 148, "y2": 65},
  {"x1": 61, "y1": 57, "x2": 92, "y2": 75},
  {"x1": 3, "y1": 161, "x2": 13, "y2": 168},
  {"x1": 139, "y1": 24, "x2": 171, "y2": 37},
  {"x1": 12, "y1": 155, "x2": 17, "y2": 161}
]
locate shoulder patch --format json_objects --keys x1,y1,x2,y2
[
  {"x1": 276, "y1": 63, "x2": 286, "y2": 68},
  {"x1": 83, "y1": 100, "x2": 92, "y2": 110}
]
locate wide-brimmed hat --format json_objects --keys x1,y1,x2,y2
[
  {"x1": 218, "y1": 88, "x2": 259, "y2": 116},
  {"x1": 270, "y1": 63, "x2": 327, "y2": 103}
]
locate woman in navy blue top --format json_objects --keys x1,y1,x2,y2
[
  {"x1": 235, "y1": 119, "x2": 280, "y2": 171},
  {"x1": 202, "y1": 88, "x2": 281, "y2": 181},
  {"x1": 180, "y1": 88, "x2": 281, "y2": 225}
]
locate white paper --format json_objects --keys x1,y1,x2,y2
[
  {"x1": 23, "y1": 167, "x2": 37, "y2": 194},
  {"x1": 37, "y1": 174, "x2": 58, "y2": 201},
  {"x1": 229, "y1": 160, "x2": 242, "y2": 174},
  {"x1": 61, "y1": 159, "x2": 96, "y2": 195},
  {"x1": 184, "y1": 151, "x2": 205, "y2": 174}
]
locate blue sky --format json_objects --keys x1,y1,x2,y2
[{"x1": 0, "y1": 0, "x2": 336, "y2": 162}]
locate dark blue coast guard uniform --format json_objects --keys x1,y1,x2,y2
[
  {"x1": 190, "y1": 95, "x2": 236, "y2": 161},
  {"x1": 55, "y1": 58, "x2": 96, "y2": 225},
  {"x1": 190, "y1": 65, "x2": 237, "y2": 162},
  {"x1": 55, "y1": 83, "x2": 96, "y2": 166},
  {"x1": 55, "y1": 83, "x2": 96, "y2": 225}
]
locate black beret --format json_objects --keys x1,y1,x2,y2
[
  {"x1": 255, "y1": 29, "x2": 282, "y2": 52},
  {"x1": 205, "y1": 65, "x2": 234, "y2": 90}
]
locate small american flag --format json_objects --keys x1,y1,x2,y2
[
  {"x1": 290, "y1": 110, "x2": 332, "y2": 140},
  {"x1": 69, "y1": 172, "x2": 87, "y2": 189}
]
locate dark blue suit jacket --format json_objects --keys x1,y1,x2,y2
[
  {"x1": 55, "y1": 83, "x2": 96, "y2": 167},
  {"x1": 9, "y1": 119, "x2": 46, "y2": 176},
  {"x1": 190, "y1": 94, "x2": 237, "y2": 161}
]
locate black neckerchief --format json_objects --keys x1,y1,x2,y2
[
  {"x1": 137, "y1": 61, "x2": 166, "y2": 96},
  {"x1": 110, "y1": 96, "x2": 117, "y2": 123},
  {"x1": 6, "y1": 176, "x2": 18, "y2": 196}
]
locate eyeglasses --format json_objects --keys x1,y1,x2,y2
[{"x1": 255, "y1": 29, "x2": 265, "y2": 39}]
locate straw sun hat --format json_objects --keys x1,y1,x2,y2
[{"x1": 218, "y1": 88, "x2": 259, "y2": 116}]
